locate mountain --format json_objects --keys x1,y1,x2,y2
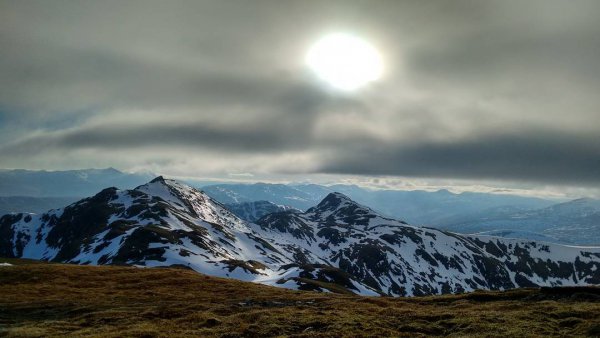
[
  {"x1": 256, "y1": 193, "x2": 600, "y2": 295},
  {"x1": 0, "y1": 177, "x2": 294, "y2": 284},
  {"x1": 0, "y1": 177, "x2": 369, "y2": 294},
  {"x1": 1, "y1": 178, "x2": 599, "y2": 296},
  {"x1": 225, "y1": 201, "x2": 298, "y2": 222},
  {"x1": 0, "y1": 168, "x2": 154, "y2": 197},
  {"x1": 442, "y1": 198, "x2": 600, "y2": 245}
]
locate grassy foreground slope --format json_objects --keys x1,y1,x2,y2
[{"x1": 1, "y1": 259, "x2": 599, "y2": 337}]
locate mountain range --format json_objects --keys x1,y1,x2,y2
[
  {"x1": 1, "y1": 177, "x2": 598, "y2": 296},
  {"x1": 0, "y1": 168, "x2": 154, "y2": 197},
  {"x1": 201, "y1": 183, "x2": 554, "y2": 223},
  {"x1": 443, "y1": 198, "x2": 600, "y2": 245},
  {"x1": 201, "y1": 182, "x2": 600, "y2": 245},
  {"x1": 1, "y1": 169, "x2": 598, "y2": 246}
]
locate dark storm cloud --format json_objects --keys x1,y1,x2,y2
[
  {"x1": 0, "y1": 0, "x2": 599, "y2": 185},
  {"x1": 318, "y1": 131, "x2": 600, "y2": 185},
  {"x1": 0, "y1": 119, "x2": 313, "y2": 155}
]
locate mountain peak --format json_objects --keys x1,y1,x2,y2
[
  {"x1": 150, "y1": 176, "x2": 166, "y2": 183},
  {"x1": 307, "y1": 192, "x2": 376, "y2": 218},
  {"x1": 313, "y1": 192, "x2": 355, "y2": 211},
  {"x1": 133, "y1": 176, "x2": 194, "y2": 206},
  {"x1": 304, "y1": 192, "x2": 407, "y2": 226}
]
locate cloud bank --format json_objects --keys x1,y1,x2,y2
[{"x1": 1, "y1": 0, "x2": 599, "y2": 187}]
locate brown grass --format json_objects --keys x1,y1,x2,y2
[{"x1": 0, "y1": 257, "x2": 599, "y2": 337}]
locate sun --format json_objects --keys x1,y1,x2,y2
[{"x1": 306, "y1": 33, "x2": 383, "y2": 91}]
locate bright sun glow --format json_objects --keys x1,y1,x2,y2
[{"x1": 306, "y1": 33, "x2": 383, "y2": 91}]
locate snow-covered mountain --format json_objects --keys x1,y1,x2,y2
[
  {"x1": 0, "y1": 177, "x2": 370, "y2": 294},
  {"x1": 1, "y1": 178, "x2": 599, "y2": 296},
  {"x1": 225, "y1": 201, "x2": 298, "y2": 222}
]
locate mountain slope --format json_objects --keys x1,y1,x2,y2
[{"x1": 1, "y1": 178, "x2": 599, "y2": 296}]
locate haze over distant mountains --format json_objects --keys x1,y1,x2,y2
[
  {"x1": 0, "y1": 168, "x2": 154, "y2": 197},
  {"x1": 202, "y1": 183, "x2": 554, "y2": 223}
]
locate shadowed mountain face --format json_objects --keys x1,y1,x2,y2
[{"x1": 0, "y1": 178, "x2": 599, "y2": 296}]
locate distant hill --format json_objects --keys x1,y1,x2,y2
[
  {"x1": 442, "y1": 198, "x2": 600, "y2": 245},
  {"x1": 0, "y1": 196, "x2": 79, "y2": 216},
  {"x1": 224, "y1": 200, "x2": 299, "y2": 222},
  {"x1": 201, "y1": 183, "x2": 329, "y2": 210},
  {"x1": 0, "y1": 168, "x2": 154, "y2": 197}
]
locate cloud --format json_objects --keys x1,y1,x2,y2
[
  {"x1": 0, "y1": 0, "x2": 599, "y2": 188},
  {"x1": 317, "y1": 130, "x2": 600, "y2": 185}
]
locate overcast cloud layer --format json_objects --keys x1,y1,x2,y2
[{"x1": 1, "y1": 0, "x2": 599, "y2": 189}]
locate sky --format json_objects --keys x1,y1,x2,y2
[{"x1": 1, "y1": 0, "x2": 599, "y2": 198}]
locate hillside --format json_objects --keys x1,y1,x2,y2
[
  {"x1": 1, "y1": 259, "x2": 599, "y2": 337},
  {"x1": 1, "y1": 177, "x2": 599, "y2": 297}
]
